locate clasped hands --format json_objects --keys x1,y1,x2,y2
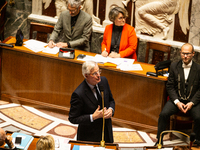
[
  {"x1": 48, "y1": 40, "x2": 68, "y2": 48},
  {"x1": 92, "y1": 106, "x2": 113, "y2": 120},
  {"x1": 176, "y1": 102, "x2": 193, "y2": 113}
]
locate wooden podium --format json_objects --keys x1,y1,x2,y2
[{"x1": 69, "y1": 140, "x2": 119, "y2": 150}]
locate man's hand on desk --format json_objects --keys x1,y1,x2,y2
[
  {"x1": 48, "y1": 40, "x2": 56, "y2": 48},
  {"x1": 48, "y1": 41, "x2": 68, "y2": 48},
  {"x1": 56, "y1": 42, "x2": 68, "y2": 48}
]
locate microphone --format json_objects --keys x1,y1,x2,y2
[
  {"x1": 0, "y1": 43, "x2": 14, "y2": 48},
  {"x1": 99, "y1": 85, "x2": 105, "y2": 147},
  {"x1": 157, "y1": 130, "x2": 190, "y2": 149},
  {"x1": 189, "y1": 133, "x2": 195, "y2": 150}
]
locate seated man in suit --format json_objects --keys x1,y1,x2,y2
[
  {"x1": 48, "y1": 0, "x2": 92, "y2": 51},
  {"x1": 155, "y1": 43, "x2": 200, "y2": 146},
  {"x1": 69, "y1": 61, "x2": 115, "y2": 143},
  {"x1": 0, "y1": 128, "x2": 18, "y2": 150}
]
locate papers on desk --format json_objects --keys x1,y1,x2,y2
[
  {"x1": 117, "y1": 63, "x2": 143, "y2": 71},
  {"x1": 42, "y1": 46, "x2": 60, "y2": 54},
  {"x1": 72, "y1": 145, "x2": 114, "y2": 150},
  {"x1": 53, "y1": 136, "x2": 71, "y2": 150},
  {"x1": 24, "y1": 39, "x2": 59, "y2": 54},
  {"x1": 77, "y1": 54, "x2": 143, "y2": 71},
  {"x1": 24, "y1": 39, "x2": 47, "y2": 52}
]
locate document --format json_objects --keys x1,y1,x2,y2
[
  {"x1": 42, "y1": 46, "x2": 59, "y2": 54},
  {"x1": 24, "y1": 39, "x2": 47, "y2": 52},
  {"x1": 117, "y1": 63, "x2": 143, "y2": 71},
  {"x1": 73, "y1": 145, "x2": 115, "y2": 150},
  {"x1": 77, "y1": 54, "x2": 142, "y2": 71},
  {"x1": 53, "y1": 136, "x2": 70, "y2": 150},
  {"x1": 78, "y1": 54, "x2": 136, "y2": 65}
]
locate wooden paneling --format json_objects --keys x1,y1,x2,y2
[
  {"x1": 98, "y1": 0, "x2": 106, "y2": 24},
  {"x1": 93, "y1": 0, "x2": 97, "y2": 16}
]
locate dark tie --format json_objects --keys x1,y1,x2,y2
[{"x1": 94, "y1": 86, "x2": 102, "y2": 108}]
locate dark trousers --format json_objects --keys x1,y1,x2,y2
[{"x1": 157, "y1": 100, "x2": 200, "y2": 141}]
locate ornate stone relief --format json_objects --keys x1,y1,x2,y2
[{"x1": 135, "y1": 0, "x2": 190, "y2": 40}]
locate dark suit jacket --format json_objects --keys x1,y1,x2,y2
[
  {"x1": 166, "y1": 60, "x2": 200, "y2": 105},
  {"x1": 68, "y1": 76, "x2": 115, "y2": 143},
  {"x1": 50, "y1": 10, "x2": 92, "y2": 52}
]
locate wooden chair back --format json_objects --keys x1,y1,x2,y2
[
  {"x1": 170, "y1": 111, "x2": 194, "y2": 140},
  {"x1": 145, "y1": 41, "x2": 171, "y2": 64},
  {"x1": 136, "y1": 37, "x2": 139, "y2": 57},
  {"x1": 29, "y1": 22, "x2": 54, "y2": 43},
  {"x1": 0, "y1": 1, "x2": 7, "y2": 41}
]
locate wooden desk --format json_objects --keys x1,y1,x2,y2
[{"x1": 0, "y1": 37, "x2": 167, "y2": 133}]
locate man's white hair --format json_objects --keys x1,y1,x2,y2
[
  {"x1": 82, "y1": 61, "x2": 97, "y2": 78},
  {"x1": 68, "y1": 0, "x2": 82, "y2": 8}
]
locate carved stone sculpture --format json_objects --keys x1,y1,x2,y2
[{"x1": 136, "y1": 0, "x2": 189, "y2": 40}]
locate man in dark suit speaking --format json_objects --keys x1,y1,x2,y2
[
  {"x1": 69, "y1": 61, "x2": 115, "y2": 143},
  {"x1": 155, "y1": 43, "x2": 200, "y2": 146}
]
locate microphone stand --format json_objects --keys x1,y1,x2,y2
[
  {"x1": 100, "y1": 91, "x2": 105, "y2": 147},
  {"x1": 157, "y1": 130, "x2": 190, "y2": 149}
]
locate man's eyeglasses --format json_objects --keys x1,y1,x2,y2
[
  {"x1": 181, "y1": 52, "x2": 193, "y2": 56},
  {"x1": 90, "y1": 69, "x2": 102, "y2": 76},
  {"x1": 67, "y1": 7, "x2": 78, "y2": 13}
]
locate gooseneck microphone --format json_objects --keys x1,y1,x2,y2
[
  {"x1": 189, "y1": 133, "x2": 195, "y2": 150},
  {"x1": 157, "y1": 130, "x2": 190, "y2": 149},
  {"x1": 99, "y1": 85, "x2": 105, "y2": 147}
]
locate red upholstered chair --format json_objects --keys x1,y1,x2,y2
[
  {"x1": 29, "y1": 22, "x2": 54, "y2": 43},
  {"x1": 0, "y1": 1, "x2": 7, "y2": 41},
  {"x1": 145, "y1": 41, "x2": 171, "y2": 64}
]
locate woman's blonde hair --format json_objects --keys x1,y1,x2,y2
[{"x1": 36, "y1": 135, "x2": 55, "y2": 150}]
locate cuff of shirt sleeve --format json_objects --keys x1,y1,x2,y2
[
  {"x1": 90, "y1": 114, "x2": 93, "y2": 122},
  {"x1": 174, "y1": 99, "x2": 180, "y2": 105}
]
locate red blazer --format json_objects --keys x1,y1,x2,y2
[{"x1": 101, "y1": 23, "x2": 137, "y2": 60}]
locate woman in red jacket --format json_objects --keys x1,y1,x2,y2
[{"x1": 101, "y1": 7, "x2": 138, "y2": 60}]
